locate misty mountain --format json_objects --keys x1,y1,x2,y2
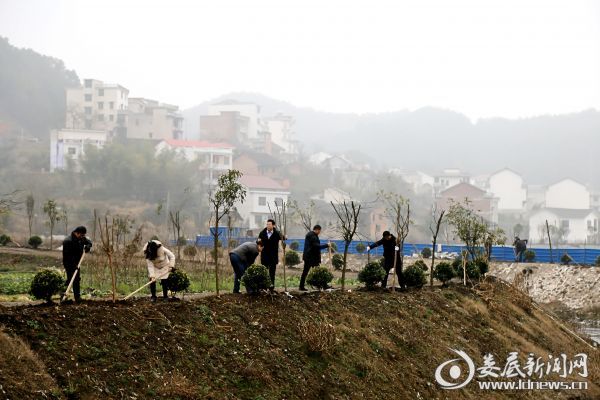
[{"x1": 184, "y1": 94, "x2": 600, "y2": 188}]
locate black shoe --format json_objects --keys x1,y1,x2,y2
[
  {"x1": 150, "y1": 296, "x2": 157, "y2": 302},
  {"x1": 299, "y1": 287, "x2": 308, "y2": 292}
]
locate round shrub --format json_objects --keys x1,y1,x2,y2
[
  {"x1": 433, "y1": 262, "x2": 454, "y2": 286},
  {"x1": 0, "y1": 234, "x2": 11, "y2": 246},
  {"x1": 332, "y1": 253, "x2": 344, "y2": 270},
  {"x1": 290, "y1": 241, "x2": 300, "y2": 251},
  {"x1": 451, "y1": 256, "x2": 463, "y2": 269},
  {"x1": 358, "y1": 262, "x2": 386, "y2": 290},
  {"x1": 524, "y1": 250, "x2": 536, "y2": 262},
  {"x1": 561, "y1": 253, "x2": 572, "y2": 265},
  {"x1": 403, "y1": 264, "x2": 426, "y2": 288},
  {"x1": 413, "y1": 259, "x2": 429, "y2": 271},
  {"x1": 285, "y1": 250, "x2": 301, "y2": 266},
  {"x1": 183, "y1": 245, "x2": 197, "y2": 258},
  {"x1": 28, "y1": 235, "x2": 43, "y2": 249},
  {"x1": 421, "y1": 247, "x2": 432, "y2": 259},
  {"x1": 30, "y1": 270, "x2": 64, "y2": 303},
  {"x1": 474, "y1": 258, "x2": 489, "y2": 276},
  {"x1": 355, "y1": 243, "x2": 366, "y2": 254},
  {"x1": 306, "y1": 266, "x2": 333, "y2": 290},
  {"x1": 167, "y1": 269, "x2": 190, "y2": 294},
  {"x1": 241, "y1": 264, "x2": 270, "y2": 293},
  {"x1": 454, "y1": 261, "x2": 481, "y2": 280}
]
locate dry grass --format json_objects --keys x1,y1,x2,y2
[{"x1": 297, "y1": 317, "x2": 338, "y2": 355}]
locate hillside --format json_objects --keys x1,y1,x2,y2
[{"x1": 0, "y1": 278, "x2": 598, "y2": 399}]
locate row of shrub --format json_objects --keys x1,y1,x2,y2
[{"x1": 0, "y1": 234, "x2": 43, "y2": 248}]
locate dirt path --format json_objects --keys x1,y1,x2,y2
[{"x1": 0, "y1": 246, "x2": 61, "y2": 259}]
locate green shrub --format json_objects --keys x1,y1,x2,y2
[
  {"x1": 30, "y1": 270, "x2": 64, "y2": 303},
  {"x1": 183, "y1": 245, "x2": 197, "y2": 258},
  {"x1": 355, "y1": 243, "x2": 366, "y2": 254},
  {"x1": 524, "y1": 250, "x2": 536, "y2": 262},
  {"x1": 433, "y1": 262, "x2": 454, "y2": 286},
  {"x1": 561, "y1": 253, "x2": 572, "y2": 265},
  {"x1": 403, "y1": 264, "x2": 426, "y2": 288},
  {"x1": 28, "y1": 235, "x2": 43, "y2": 249},
  {"x1": 358, "y1": 262, "x2": 386, "y2": 290},
  {"x1": 329, "y1": 242, "x2": 338, "y2": 252},
  {"x1": 241, "y1": 264, "x2": 270, "y2": 293},
  {"x1": 290, "y1": 241, "x2": 300, "y2": 251},
  {"x1": 307, "y1": 266, "x2": 333, "y2": 290},
  {"x1": 451, "y1": 256, "x2": 463, "y2": 269},
  {"x1": 332, "y1": 253, "x2": 344, "y2": 270},
  {"x1": 285, "y1": 250, "x2": 301, "y2": 266},
  {"x1": 167, "y1": 269, "x2": 190, "y2": 295},
  {"x1": 454, "y1": 260, "x2": 481, "y2": 280},
  {"x1": 474, "y1": 258, "x2": 489, "y2": 275},
  {"x1": 0, "y1": 234, "x2": 11, "y2": 246},
  {"x1": 177, "y1": 236, "x2": 187, "y2": 246},
  {"x1": 421, "y1": 247, "x2": 432, "y2": 259},
  {"x1": 413, "y1": 259, "x2": 429, "y2": 271}
]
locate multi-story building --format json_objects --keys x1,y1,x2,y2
[
  {"x1": 435, "y1": 182, "x2": 499, "y2": 224},
  {"x1": 199, "y1": 111, "x2": 249, "y2": 144},
  {"x1": 121, "y1": 98, "x2": 184, "y2": 140},
  {"x1": 235, "y1": 175, "x2": 290, "y2": 231},
  {"x1": 207, "y1": 101, "x2": 261, "y2": 140},
  {"x1": 50, "y1": 128, "x2": 108, "y2": 172},
  {"x1": 263, "y1": 113, "x2": 299, "y2": 156},
  {"x1": 65, "y1": 79, "x2": 129, "y2": 133},
  {"x1": 433, "y1": 168, "x2": 471, "y2": 194},
  {"x1": 487, "y1": 168, "x2": 527, "y2": 212}
]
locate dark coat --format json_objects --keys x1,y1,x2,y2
[
  {"x1": 229, "y1": 242, "x2": 260, "y2": 267},
  {"x1": 302, "y1": 231, "x2": 328, "y2": 267},
  {"x1": 62, "y1": 233, "x2": 92, "y2": 270},
  {"x1": 368, "y1": 235, "x2": 400, "y2": 265},
  {"x1": 514, "y1": 239, "x2": 528, "y2": 252},
  {"x1": 258, "y1": 228, "x2": 283, "y2": 266}
]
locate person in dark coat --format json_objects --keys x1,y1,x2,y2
[
  {"x1": 62, "y1": 226, "x2": 92, "y2": 302},
  {"x1": 299, "y1": 225, "x2": 331, "y2": 291},
  {"x1": 367, "y1": 231, "x2": 403, "y2": 289},
  {"x1": 229, "y1": 241, "x2": 264, "y2": 293},
  {"x1": 513, "y1": 236, "x2": 528, "y2": 262},
  {"x1": 258, "y1": 219, "x2": 284, "y2": 291}
]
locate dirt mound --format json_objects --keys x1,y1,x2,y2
[{"x1": 0, "y1": 281, "x2": 598, "y2": 399}]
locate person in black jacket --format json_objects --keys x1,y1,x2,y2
[
  {"x1": 513, "y1": 236, "x2": 528, "y2": 262},
  {"x1": 62, "y1": 226, "x2": 92, "y2": 302},
  {"x1": 258, "y1": 219, "x2": 284, "y2": 292},
  {"x1": 299, "y1": 225, "x2": 331, "y2": 291},
  {"x1": 367, "y1": 231, "x2": 403, "y2": 289}
]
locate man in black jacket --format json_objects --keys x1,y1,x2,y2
[
  {"x1": 513, "y1": 236, "x2": 528, "y2": 262},
  {"x1": 258, "y1": 219, "x2": 284, "y2": 291},
  {"x1": 367, "y1": 231, "x2": 403, "y2": 289},
  {"x1": 62, "y1": 226, "x2": 92, "y2": 302},
  {"x1": 300, "y1": 224, "x2": 331, "y2": 291}
]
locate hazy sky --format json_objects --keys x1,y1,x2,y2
[{"x1": 1, "y1": 0, "x2": 599, "y2": 119}]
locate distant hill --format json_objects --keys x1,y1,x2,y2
[
  {"x1": 0, "y1": 37, "x2": 79, "y2": 137},
  {"x1": 184, "y1": 94, "x2": 600, "y2": 187}
]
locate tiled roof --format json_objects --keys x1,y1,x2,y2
[{"x1": 240, "y1": 175, "x2": 287, "y2": 190}]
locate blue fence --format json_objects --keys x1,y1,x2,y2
[{"x1": 193, "y1": 235, "x2": 600, "y2": 265}]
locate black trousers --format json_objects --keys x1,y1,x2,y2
[
  {"x1": 264, "y1": 262, "x2": 277, "y2": 288},
  {"x1": 299, "y1": 262, "x2": 317, "y2": 289},
  {"x1": 381, "y1": 257, "x2": 404, "y2": 288},
  {"x1": 150, "y1": 279, "x2": 169, "y2": 298},
  {"x1": 64, "y1": 266, "x2": 81, "y2": 300}
]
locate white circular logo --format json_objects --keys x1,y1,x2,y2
[{"x1": 435, "y1": 348, "x2": 476, "y2": 390}]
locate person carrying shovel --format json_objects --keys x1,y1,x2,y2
[
  {"x1": 62, "y1": 226, "x2": 92, "y2": 303},
  {"x1": 143, "y1": 239, "x2": 175, "y2": 302}
]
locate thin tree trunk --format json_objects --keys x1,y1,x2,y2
[
  {"x1": 341, "y1": 242, "x2": 349, "y2": 291},
  {"x1": 546, "y1": 219, "x2": 553, "y2": 263},
  {"x1": 214, "y1": 210, "x2": 220, "y2": 296}
]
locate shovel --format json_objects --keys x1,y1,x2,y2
[
  {"x1": 61, "y1": 252, "x2": 85, "y2": 302},
  {"x1": 123, "y1": 269, "x2": 172, "y2": 300}
]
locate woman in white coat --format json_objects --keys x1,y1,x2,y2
[{"x1": 143, "y1": 239, "x2": 175, "y2": 301}]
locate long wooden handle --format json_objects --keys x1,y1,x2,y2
[
  {"x1": 61, "y1": 252, "x2": 86, "y2": 302},
  {"x1": 328, "y1": 241, "x2": 333, "y2": 268},
  {"x1": 123, "y1": 269, "x2": 171, "y2": 300}
]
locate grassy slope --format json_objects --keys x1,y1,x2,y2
[{"x1": 0, "y1": 279, "x2": 598, "y2": 400}]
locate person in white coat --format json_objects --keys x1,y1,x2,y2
[{"x1": 143, "y1": 239, "x2": 175, "y2": 301}]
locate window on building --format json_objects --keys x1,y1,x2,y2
[
  {"x1": 85, "y1": 119, "x2": 92, "y2": 129},
  {"x1": 109, "y1": 101, "x2": 114, "y2": 110},
  {"x1": 84, "y1": 94, "x2": 92, "y2": 102},
  {"x1": 258, "y1": 197, "x2": 266, "y2": 206},
  {"x1": 98, "y1": 102, "x2": 104, "y2": 110},
  {"x1": 84, "y1": 79, "x2": 92, "y2": 88},
  {"x1": 255, "y1": 215, "x2": 264, "y2": 226},
  {"x1": 68, "y1": 147, "x2": 76, "y2": 155},
  {"x1": 149, "y1": 132, "x2": 153, "y2": 138},
  {"x1": 98, "y1": 114, "x2": 104, "y2": 121},
  {"x1": 84, "y1": 107, "x2": 92, "y2": 115},
  {"x1": 109, "y1": 115, "x2": 114, "y2": 122},
  {"x1": 98, "y1": 88, "x2": 104, "y2": 96}
]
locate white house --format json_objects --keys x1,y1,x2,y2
[
  {"x1": 389, "y1": 168, "x2": 434, "y2": 195},
  {"x1": 433, "y1": 168, "x2": 471, "y2": 194},
  {"x1": 50, "y1": 128, "x2": 108, "y2": 172},
  {"x1": 263, "y1": 113, "x2": 299, "y2": 156},
  {"x1": 311, "y1": 188, "x2": 355, "y2": 204},
  {"x1": 235, "y1": 175, "x2": 290, "y2": 230},
  {"x1": 545, "y1": 178, "x2": 590, "y2": 209},
  {"x1": 528, "y1": 208, "x2": 599, "y2": 244},
  {"x1": 155, "y1": 139, "x2": 234, "y2": 183},
  {"x1": 487, "y1": 168, "x2": 527, "y2": 211}
]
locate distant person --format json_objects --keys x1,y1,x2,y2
[
  {"x1": 258, "y1": 219, "x2": 285, "y2": 292},
  {"x1": 300, "y1": 225, "x2": 331, "y2": 291},
  {"x1": 513, "y1": 236, "x2": 528, "y2": 263},
  {"x1": 143, "y1": 239, "x2": 175, "y2": 302},
  {"x1": 62, "y1": 226, "x2": 92, "y2": 303},
  {"x1": 229, "y1": 241, "x2": 264, "y2": 293},
  {"x1": 367, "y1": 231, "x2": 403, "y2": 289}
]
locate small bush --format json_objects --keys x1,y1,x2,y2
[
  {"x1": 285, "y1": 250, "x2": 301, "y2": 266},
  {"x1": 421, "y1": 247, "x2": 432, "y2": 259},
  {"x1": 332, "y1": 253, "x2": 344, "y2": 270},
  {"x1": 228, "y1": 239, "x2": 238, "y2": 248},
  {"x1": 0, "y1": 234, "x2": 11, "y2": 246},
  {"x1": 28, "y1": 235, "x2": 43, "y2": 249},
  {"x1": 183, "y1": 245, "x2": 197, "y2": 258},
  {"x1": 451, "y1": 256, "x2": 463, "y2": 269},
  {"x1": 403, "y1": 264, "x2": 427, "y2": 288},
  {"x1": 167, "y1": 269, "x2": 190, "y2": 294},
  {"x1": 177, "y1": 236, "x2": 187, "y2": 246},
  {"x1": 30, "y1": 270, "x2": 64, "y2": 303},
  {"x1": 454, "y1": 260, "x2": 481, "y2": 281},
  {"x1": 524, "y1": 250, "x2": 536, "y2": 262},
  {"x1": 298, "y1": 319, "x2": 337, "y2": 355},
  {"x1": 290, "y1": 241, "x2": 300, "y2": 251},
  {"x1": 241, "y1": 264, "x2": 270, "y2": 293},
  {"x1": 433, "y1": 262, "x2": 454, "y2": 286},
  {"x1": 474, "y1": 258, "x2": 489, "y2": 275},
  {"x1": 355, "y1": 243, "x2": 366, "y2": 254},
  {"x1": 358, "y1": 262, "x2": 386, "y2": 290},
  {"x1": 329, "y1": 242, "x2": 338, "y2": 252},
  {"x1": 413, "y1": 259, "x2": 429, "y2": 271},
  {"x1": 307, "y1": 266, "x2": 333, "y2": 290},
  {"x1": 561, "y1": 253, "x2": 572, "y2": 265}
]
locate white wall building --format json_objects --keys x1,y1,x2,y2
[
  {"x1": 528, "y1": 208, "x2": 599, "y2": 244},
  {"x1": 389, "y1": 168, "x2": 434, "y2": 195},
  {"x1": 235, "y1": 175, "x2": 290, "y2": 230},
  {"x1": 50, "y1": 129, "x2": 108, "y2": 172},
  {"x1": 208, "y1": 101, "x2": 261, "y2": 140},
  {"x1": 487, "y1": 168, "x2": 527, "y2": 211},
  {"x1": 124, "y1": 98, "x2": 184, "y2": 140},
  {"x1": 545, "y1": 178, "x2": 590, "y2": 209},
  {"x1": 433, "y1": 168, "x2": 471, "y2": 194},
  {"x1": 263, "y1": 113, "x2": 299, "y2": 156}
]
